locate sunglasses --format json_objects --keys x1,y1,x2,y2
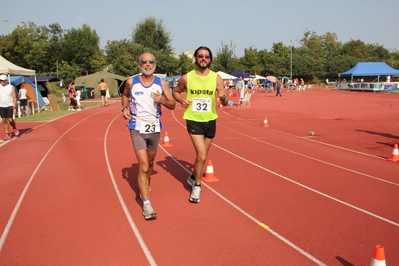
[
  {"x1": 140, "y1": 59, "x2": 155, "y2": 64},
  {"x1": 197, "y1": 54, "x2": 210, "y2": 59}
]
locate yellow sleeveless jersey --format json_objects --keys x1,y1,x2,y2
[{"x1": 183, "y1": 70, "x2": 218, "y2": 122}]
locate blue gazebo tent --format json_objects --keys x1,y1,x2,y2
[{"x1": 339, "y1": 62, "x2": 399, "y2": 82}]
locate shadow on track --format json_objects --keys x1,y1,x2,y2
[
  {"x1": 121, "y1": 163, "x2": 159, "y2": 205},
  {"x1": 335, "y1": 256, "x2": 355, "y2": 266},
  {"x1": 356, "y1": 129, "x2": 399, "y2": 140},
  {"x1": 156, "y1": 156, "x2": 194, "y2": 193}
]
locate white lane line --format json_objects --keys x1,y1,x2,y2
[
  {"x1": 158, "y1": 145, "x2": 327, "y2": 266},
  {"x1": 212, "y1": 143, "x2": 399, "y2": 227},
  {"x1": 220, "y1": 111, "x2": 383, "y2": 160},
  {"x1": 218, "y1": 123, "x2": 399, "y2": 187},
  {"x1": 169, "y1": 111, "x2": 327, "y2": 265},
  {"x1": 0, "y1": 113, "x2": 98, "y2": 251},
  {"x1": 104, "y1": 115, "x2": 157, "y2": 266}
]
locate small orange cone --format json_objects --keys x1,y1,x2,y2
[
  {"x1": 386, "y1": 144, "x2": 399, "y2": 162},
  {"x1": 370, "y1": 245, "x2": 386, "y2": 266},
  {"x1": 262, "y1": 117, "x2": 270, "y2": 127},
  {"x1": 202, "y1": 159, "x2": 220, "y2": 183},
  {"x1": 161, "y1": 132, "x2": 172, "y2": 147}
]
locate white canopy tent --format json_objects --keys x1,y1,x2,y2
[
  {"x1": 0, "y1": 55, "x2": 39, "y2": 113},
  {"x1": 252, "y1": 75, "x2": 266, "y2": 80},
  {"x1": 0, "y1": 55, "x2": 36, "y2": 76},
  {"x1": 216, "y1": 71, "x2": 237, "y2": 80}
]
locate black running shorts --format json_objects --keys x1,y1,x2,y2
[
  {"x1": 186, "y1": 119, "x2": 216, "y2": 139},
  {"x1": 0, "y1": 106, "x2": 13, "y2": 119}
]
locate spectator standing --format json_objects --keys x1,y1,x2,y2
[
  {"x1": 0, "y1": 75, "x2": 19, "y2": 140},
  {"x1": 98, "y1": 78, "x2": 108, "y2": 107},
  {"x1": 68, "y1": 82, "x2": 76, "y2": 111},
  {"x1": 237, "y1": 76, "x2": 245, "y2": 106},
  {"x1": 18, "y1": 82, "x2": 28, "y2": 116},
  {"x1": 75, "y1": 87, "x2": 82, "y2": 111},
  {"x1": 275, "y1": 79, "x2": 282, "y2": 97}
]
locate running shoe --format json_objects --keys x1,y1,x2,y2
[
  {"x1": 13, "y1": 128, "x2": 20, "y2": 136},
  {"x1": 187, "y1": 174, "x2": 195, "y2": 188},
  {"x1": 3, "y1": 134, "x2": 12, "y2": 141},
  {"x1": 142, "y1": 204, "x2": 157, "y2": 220},
  {"x1": 189, "y1": 185, "x2": 202, "y2": 203}
]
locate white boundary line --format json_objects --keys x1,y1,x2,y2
[
  {"x1": 219, "y1": 110, "x2": 384, "y2": 159},
  {"x1": 169, "y1": 112, "x2": 328, "y2": 265},
  {"x1": 169, "y1": 109, "x2": 399, "y2": 262},
  {"x1": 218, "y1": 124, "x2": 399, "y2": 187},
  {"x1": 0, "y1": 112, "x2": 99, "y2": 251},
  {"x1": 104, "y1": 115, "x2": 157, "y2": 266}
]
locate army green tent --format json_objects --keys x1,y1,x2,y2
[{"x1": 75, "y1": 71, "x2": 128, "y2": 98}]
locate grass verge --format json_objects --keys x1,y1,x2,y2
[{"x1": 15, "y1": 100, "x2": 118, "y2": 122}]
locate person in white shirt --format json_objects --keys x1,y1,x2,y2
[
  {"x1": 75, "y1": 87, "x2": 82, "y2": 110},
  {"x1": 18, "y1": 82, "x2": 28, "y2": 116},
  {"x1": 0, "y1": 75, "x2": 19, "y2": 141},
  {"x1": 121, "y1": 53, "x2": 176, "y2": 220}
]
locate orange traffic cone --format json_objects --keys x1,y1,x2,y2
[
  {"x1": 262, "y1": 117, "x2": 270, "y2": 127},
  {"x1": 386, "y1": 144, "x2": 399, "y2": 162},
  {"x1": 370, "y1": 245, "x2": 386, "y2": 266},
  {"x1": 161, "y1": 132, "x2": 172, "y2": 147},
  {"x1": 202, "y1": 159, "x2": 220, "y2": 183}
]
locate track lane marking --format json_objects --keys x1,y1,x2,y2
[
  {"x1": 169, "y1": 111, "x2": 327, "y2": 265},
  {"x1": 104, "y1": 115, "x2": 157, "y2": 266},
  {"x1": 218, "y1": 120, "x2": 399, "y2": 187},
  {"x1": 158, "y1": 145, "x2": 327, "y2": 266},
  {"x1": 0, "y1": 111, "x2": 102, "y2": 251},
  {"x1": 218, "y1": 110, "x2": 384, "y2": 159}
]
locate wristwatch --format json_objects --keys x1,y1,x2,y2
[{"x1": 121, "y1": 106, "x2": 128, "y2": 112}]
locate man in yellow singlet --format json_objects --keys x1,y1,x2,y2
[{"x1": 173, "y1": 46, "x2": 228, "y2": 203}]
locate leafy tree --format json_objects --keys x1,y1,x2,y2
[
  {"x1": 340, "y1": 39, "x2": 369, "y2": 59},
  {"x1": 213, "y1": 42, "x2": 242, "y2": 73},
  {"x1": 271, "y1": 42, "x2": 290, "y2": 58},
  {"x1": 132, "y1": 16, "x2": 173, "y2": 53},
  {"x1": 367, "y1": 44, "x2": 390, "y2": 61},
  {"x1": 325, "y1": 55, "x2": 359, "y2": 77},
  {"x1": 176, "y1": 53, "x2": 194, "y2": 75},
  {"x1": 152, "y1": 50, "x2": 179, "y2": 76},
  {"x1": 60, "y1": 24, "x2": 105, "y2": 75},
  {"x1": 105, "y1": 39, "x2": 144, "y2": 76},
  {"x1": 241, "y1": 47, "x2": 263, "y2": 75},
  {"x1": 1, "y1": 22, "x2": 52, "y2": 73},
  {"x1": 58, "y1": 61, "x2": 84, "y2": 84},
  {"x1": 264, "y1": 53, "x2": 287, "y2": 77},
  {"x1": 322, "y1": 32, "x2": 342, "y2": 60}
]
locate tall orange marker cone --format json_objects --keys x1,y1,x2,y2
[
  {"x1": 387, "y1": 144, "x2": 399, "y2": 162},
  {"x1": 161, "y1": 132, "x2": 172, "y2": 147},
  {"x1": 202, "y1": 159, "x2": 220, "y2": 182},
  {"x1": 370, "y1": 245, "x2": 386, "y2": 266},
  {"x1": 262, "y1": 117, "x2": 270, "y2": 127}
]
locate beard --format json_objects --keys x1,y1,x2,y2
[
  {"x1": 140, "y1": 65, "x2": 156, "y2": 76},
  {"x1": 195, "y1": 60, "x2": 210, "y2": 70}
]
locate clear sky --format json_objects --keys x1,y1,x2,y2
[{"x1": 2, "y1": 0, "x2": 398, "y2": 57}]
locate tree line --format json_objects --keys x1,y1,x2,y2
[{"x1": 1, "y1": 17, "x2": 398, "y2": 84}]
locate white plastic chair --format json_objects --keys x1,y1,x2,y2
[{"x1": 242, "y1": 93, "x2": 252, "y2": 107}]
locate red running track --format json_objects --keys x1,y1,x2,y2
[{"x1": 0, "y1": 89, "x2": 398, "y2": 265}]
